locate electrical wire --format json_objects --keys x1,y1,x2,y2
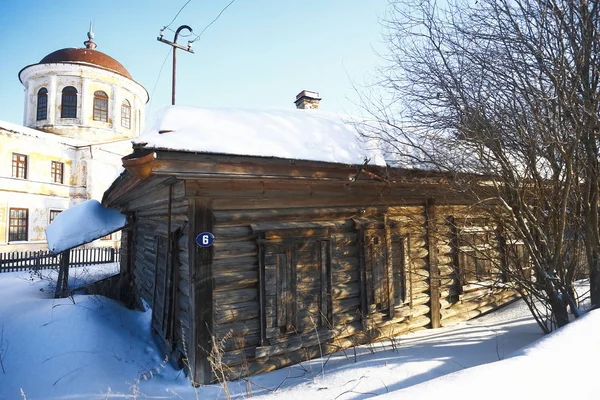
[
  {"x1": 190, "y1": 0, "x2": 237, "y2": 42},
  {"x1": 148, "y1": 48, "x2": 173, "y2": 111},
  {"x1": 163, "y1": 0, "x2": 193, "y2": 30}
]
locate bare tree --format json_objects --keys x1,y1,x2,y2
[{"x1": 359, "y1": 0, "x2": 600, "y2": 330}]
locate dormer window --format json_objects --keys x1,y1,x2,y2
[
  {"x1": 37, "y1": 88, "x2": 48, "y2": 121},
  {"x1": 121, "y1": 99, "x2": 131, "y2": 129},
  {"x1": 93, "y1": 91, "x2": 109, "y2": 122},
  {"x1": 61, "y1": 86, "x2": 77, "y2": 118}
]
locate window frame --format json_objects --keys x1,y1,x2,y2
[
  {"x1": 503, "y1": 237, "x2": 532, "y2": 282},
  {"x1": 254, "y1": 223, "x2": 333, "y2": 347},
  {"x1": 454, "y1": 217, "x2": 497, "y2": 284},
  {"x1": 356, "y1": 217, "x2": 409, "y2": 320},
  {"x1": 37, "y1": 88, "x2": 48, "y2": 121},
  {"x1": 48, "y1": 209, "x2": 62, "y2": 224},
  {"x1": 61, "y1": 86, "x2": 78, "y2": 119},
  {"x1": 93, "y1": 91, "x2": 109, "y2": 122},
  {"x1": 51, "y1": 161, "x2": 64, "y2": 184},
  {"x1": 12, "y1": 153, "x2": 28, "y2": 179},
  {"x1": 8, "y1": 208, "x2": 29, "y2": 242},
  {"x1": 391, "y1": 234, "x2": 408, "y2": 308},
  {"x1": 121, "y1": 99, "x2": 131, "y2": 129}
]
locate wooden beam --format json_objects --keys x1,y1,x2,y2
[
  {"x1": 189, "y1": 199, "x2": 215, "y2": 385},
  {"x1": 356, "y1": 224, "x2": 368, "y2": 329},
  {"x1": 384, "y1": 214, "x2": 395, "y2": 318},
  {"x1": 55, "y1": 250, "x2": 70, "y2": 298},
  {"x1": 425, "y1": 199, "x2": 441, "y2": 328}
]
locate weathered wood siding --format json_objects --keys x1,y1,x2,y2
[
  {"x1": 115, "y1": 177, "x2": 192, "y2": 363},
  {"x1": 105, "y1": 158, "x2": 520, "y2": 385},
  {"x1": 182, "y1": 177, "x2": 517, "y2": 381},
  {"x1": 436, "y1": 206, "x2": 519, "y2": 326}
]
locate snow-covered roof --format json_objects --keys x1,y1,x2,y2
[
  {"x1": 135, "y1": 106, "x2": 388, "y2": 166},
  {"x1": 0, "y1": 120, "x2": 86, "y2": 147},
  {"x1": 45, "y1": 200, "x2": 126, "y2": 254}
]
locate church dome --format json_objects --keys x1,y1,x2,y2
[
  {"x1": 38, "y1": 48, "x2": 132, "y2": 80},
  {"x1": 17, "y1": 25, "x2": 148, "y2": 143}
]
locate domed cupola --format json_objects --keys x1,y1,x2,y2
[{"x1": 18, "y1": 25, "x2": 149, "y2": 143}]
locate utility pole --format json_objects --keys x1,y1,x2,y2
[{"x1": 157, "y1": 25, "x2": 194, "y2": 105}]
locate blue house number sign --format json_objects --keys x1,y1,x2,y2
[{"x1": 195, "y1": 232, "x2": 215, "y2": 247}]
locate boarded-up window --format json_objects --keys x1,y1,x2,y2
[
  {"x1": 152, "y1": 236, "x2": 173, "y2": 342},
  {"x1": 364, "y1": 230, "x2": 388, "y2": 313},
  {"x1": 455, "y1": 218, "x2": 497, "y2": 283},
  {"x1": 258, "y1": 229, "x2": 332, "y2": 345},
  {"x1": 360, "y1": 224, "x2": 407, "y2": 318},
  {"x1": 504, "y1": 239, "x2": 531, "y2": 281},
  {"x1": 391, "y1": 236, "x2": 407, "y2": 307}
]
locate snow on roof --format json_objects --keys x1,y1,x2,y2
[
  {"x1": 0, "y1": 120, "x2": 86, "y2": 147},
  {"x1": 45, "y1": 200, "x2": 126, "y2": 254},
  {"x1": 134, "y1": 106, "x2": 388, "y2": 166}
]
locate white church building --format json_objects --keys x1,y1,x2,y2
[{"x1": 0, "y1": 28, "x2": 148, "y2": 252}]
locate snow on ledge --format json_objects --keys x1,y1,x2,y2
[
  {"x1": 45, "y1": 200, "x2": 126, "y2": 254},
  {"x1": 0, "y1": 119, "x2": 86, "y2": 146},
  {"x1": 134, "y1": 106, "x2": 388, "y2": 166}
]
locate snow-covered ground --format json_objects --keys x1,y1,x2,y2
[{"x1": 0, "y1": 267, "x2": 594, "y2": 399}]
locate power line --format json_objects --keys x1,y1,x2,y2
[
  {"x1": 164, "y1": 0, "x2": 193, "y2": 30},
  {"x1": 190, "y1": 0, "x2": 237, "y2": 43},
  {"x1": 149, "y1": 48, "x2": 173, "y2": 111}
]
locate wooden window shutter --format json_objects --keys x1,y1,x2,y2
[
  {"x1": 152, "y1": 236, "x2": 173, "y2": 342},
  {"x1": 262, "y1": 243, "x2": 292, "y2": 339},
  {"x1": 320, "y1": 239, "x2": 333, "y2": 326},
  {"x1": 257, "y1": 229, "x2": 333, "y2": 346}
]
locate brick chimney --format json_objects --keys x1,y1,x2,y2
[{"x1": 294, "y1": 90, "x2": 321, "y2": 110}]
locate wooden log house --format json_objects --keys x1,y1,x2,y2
[{"x1": 102, "y1": 105, "x2": 520, "y2": 385}]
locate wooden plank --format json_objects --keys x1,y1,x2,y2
[
  {"x1": 320, "y1": 240, "x2": 329, "y2": 326},
  {"x1": 426, "y1": 199, "x2": 441, "y2": 328},
  {"x1": 213, "y1": 270, "x2": 258, "y2": 291},
  {"x1": 257, "y1": 237, "x2": 266, "y2": 346},
  {"x1": 215, "y1": 301, "x2": 260, "y2": 324},
  {"x1": 189, "y1": 199, "x2": 215, "y2": 385},
  {"x1": 384, "y1": 215, "x2": 394, "y2": 318},
  {"x1": 214, "y1": 207, "x2": 387, "y2": 226}
]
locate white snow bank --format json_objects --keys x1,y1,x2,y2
[
  {"x1": 45, "y1": 200, "x2": 126, "y2": 254},
  {"x1": 136, "y1": 106, "x2": 388, "y2": 166},
  {"x1": 0, "y1": 270, "x2": 544, "y2": 400},
  {"x1": 384, "y1": 309, "x2": 600, "y2": 400}
]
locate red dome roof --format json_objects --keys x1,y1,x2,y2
[{"x1": 38, "y1": 48, "x2": 132, "y2": 80}]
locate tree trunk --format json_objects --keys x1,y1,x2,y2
[
  {"x1": 588, "y1": 245, "x2": 600, "y2": 308},
  {"x1": 548, "y1": 293, "x2": 569, "y2": 329}
]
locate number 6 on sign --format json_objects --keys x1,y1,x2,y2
[{"x1": 195, "y1": 232, "x2": 215, "y2": 248}]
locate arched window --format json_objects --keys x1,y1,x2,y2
[
  {"x1": 93, "y1": 91, "x2": 109, "y2": 122},
  {"x1": 121, "y1": 99, "x2": 131, "y2": 129},
  {"x1": 61, "y1": 86, "x2": 77, "y2": 118},
  {"x1": 36, "y1": 88, "x2": 48, "y2": 121}
]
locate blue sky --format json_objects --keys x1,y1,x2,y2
[{"x1": 0, "y1": 0, "x2": 388, "y2": 125}]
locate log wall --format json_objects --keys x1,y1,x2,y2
[
  {"x1": 118, "y1": 177, "x2": 192, "y2": 364},
  {"x1": 185, "y1": 178, "x2": 518, "y2": 381},
  {"x1": 109, "y1": 170, "x2": 518, "y2": 384}
]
